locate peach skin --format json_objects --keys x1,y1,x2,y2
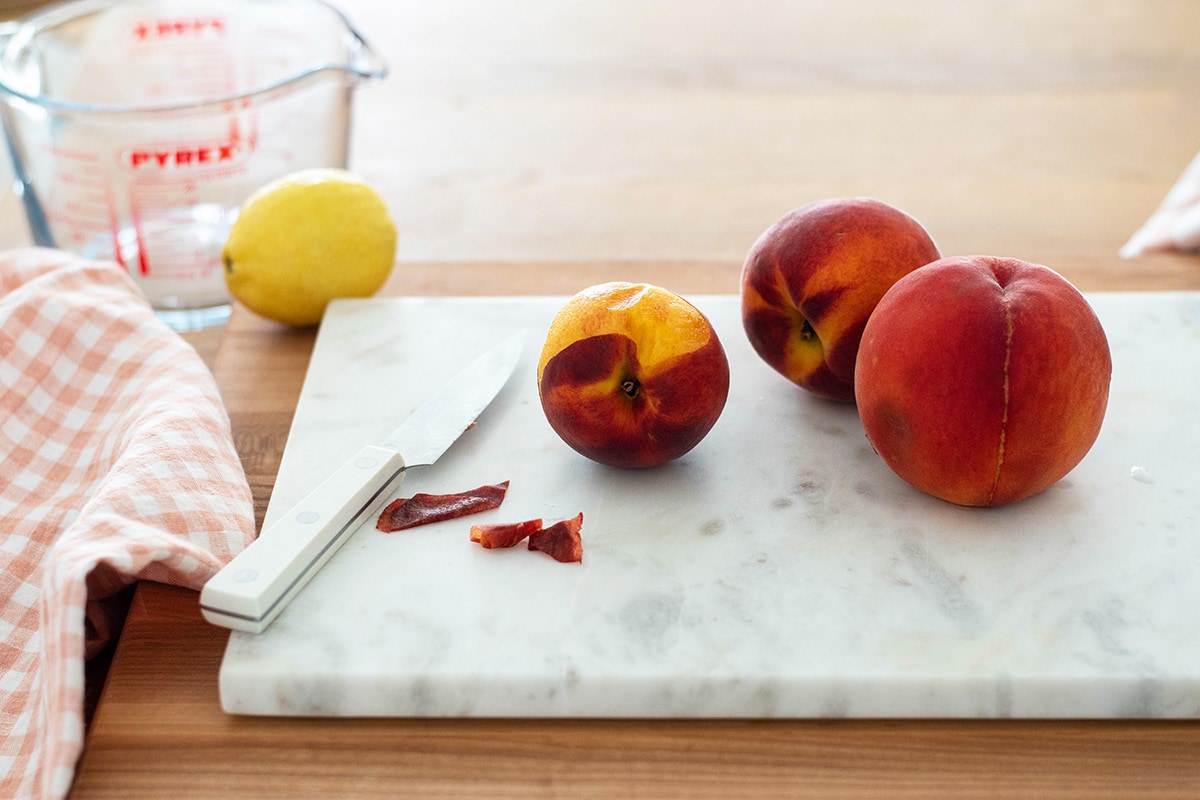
[
  {"x1": 854, "y1": 255, "x2": 1112, "y2": 507},
  {"x1": 741, "y1": 197, "x2": 941, "y2": 402},
  {"x1": 538, "y1": 282, "x2": 730, "y2": 468}
]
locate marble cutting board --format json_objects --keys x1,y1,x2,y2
[{"x1": 218, "y1": 292, "x2": 1200, "y2": 718}]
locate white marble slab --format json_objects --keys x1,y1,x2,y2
[{"x1": 218, "y1": 292, "x2": 1200, "y2": 718}]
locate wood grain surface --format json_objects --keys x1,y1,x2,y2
[
  {"x1": 47, "y1": 0, "x2": 1200, "y2": 795},
  {"x1": 74, "y1": 584, "x2": 1200, "y2": 800},
  {"x1": 76, "y1": 259, "x2": 1200, "y2": 799}
]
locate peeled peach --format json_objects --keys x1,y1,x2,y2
[
  {"x1": 854, "y1": 255, "x2": 1112, "y2": 507},
  {"x1": 741, "y1": 197, "x2": 941, "y2": 402},
  {"x1": 537, "y1": 282, "x2": 730, "y2": 468}
]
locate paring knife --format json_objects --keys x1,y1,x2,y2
[{"x1": 200, "y1": 331, "x2": 526, "y2": 634}]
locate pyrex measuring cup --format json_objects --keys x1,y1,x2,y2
[{"x1": 0, "y1": 0, "x2": 387, "y2": 331}]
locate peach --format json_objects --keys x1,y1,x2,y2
[
  {"x1": 740, "y1": 198, "x2": 941, "y2": 402},
  {"x1": 537, "y1": 282, "x2": 730, "y2": 468},
  {"x1": 854, "y1": 256, "x2": 1112, "y2": 507}
]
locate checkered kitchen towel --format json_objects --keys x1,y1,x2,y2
[
  {"x1": 1, "y1": 249, "x2": 255, "y2": 799},
  {"x1": 1122, "y1": 148, "x2": 1200, "y2": 256}
]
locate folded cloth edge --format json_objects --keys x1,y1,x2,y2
[
  {"x1": 0, "y1": 247, "x2": 255, "y2": 800},
  {"x1": 1121, "y1": 149, "x2": 1200, "y2": 257}
]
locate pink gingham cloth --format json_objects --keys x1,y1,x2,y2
[
  {"x1": 1122, "y1": 149, "x2": 1200, "y2": 256},
  {"x1": 0, "y1": 249, "x2": 255, "y2": 799}
]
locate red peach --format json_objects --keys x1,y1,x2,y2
[
  {"x1": 854, "y1": 255, "x2": 1112, "y2": 507},
  {"x1": 538, "y1": 282, "x2": 730, "y2": 468},
  {"x1": 741, "y1": 198, "x2": 941, "y2": 402}
]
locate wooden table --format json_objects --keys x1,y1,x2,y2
[{"x1": 23, "y1": 0, "x2": 1200, "y2": 795}]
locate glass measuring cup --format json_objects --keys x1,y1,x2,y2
[{"x1": 0, "y1": 0, "x2": 387, "y2": 331}]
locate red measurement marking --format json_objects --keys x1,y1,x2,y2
[
  {"x1": 132, "y1": 17, "x2": 227, "y2": 41},
  {"x1": 109, "y1": 186, "x2": 127, "y2": 273},
  {"x1": 128, "y1": 191, "x2": 150, "y2": 276}
]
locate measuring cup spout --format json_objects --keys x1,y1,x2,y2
[
  {"x1": 338, "y1": 9, "x2": 389, "y2": 85},
  {"x1": 272, "y1": 19, "x2": 388, "y2": 98}
]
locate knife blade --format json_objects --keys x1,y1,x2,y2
[{"x1": 200, "y1": 331, "x2": 526, "y2": 634}]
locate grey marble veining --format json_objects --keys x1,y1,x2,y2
[{"x1": 218, "y1": 292, "x2": 1200, "y2": 718}]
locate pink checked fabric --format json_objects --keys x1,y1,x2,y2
[
  {"x1": 1, "y1": 249, "x2": 255, "y2": 799},
  {"x1": 1122, "y1": 148, "x2": 1200, "y2": 256}
]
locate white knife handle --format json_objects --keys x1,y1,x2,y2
[{"x1": 200, "y1": 445, "x2": 406, "y2": 633}]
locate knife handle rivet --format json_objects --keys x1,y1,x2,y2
[
  {"x1": 295, "y1": 510, "x2": 321, "y2": 524},
  {"x1": 233, "y1": 568, "x2": 259, "y2": 583},
  {"x1": 354, "y1": 456, "x2": 380, "y2": 469}
]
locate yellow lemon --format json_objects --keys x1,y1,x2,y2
[{"x1": 223, "y1": 168, "x2": 397, "y2": 326}]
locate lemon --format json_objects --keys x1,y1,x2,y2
[{"x1": 223, "y1": 168, "x2": 397, "y2": 326}]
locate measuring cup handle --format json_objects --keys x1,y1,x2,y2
[{"x1": 0, "y1": 20, "x2": 55, "y2": 248}]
